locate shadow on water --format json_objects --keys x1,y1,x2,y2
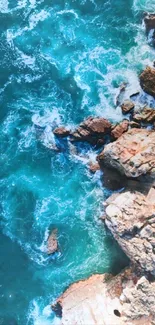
[{"x1": 103, "y1": 227, "x2": 130, "y2": 275}]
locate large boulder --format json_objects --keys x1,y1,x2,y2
[
  {"x1": 72, "y1": 117, "x2": 111, "y2": 145},
  {"x1": 105, "y1": 188, "x2": 155, "y2": 276},
  {"x1": 133, "y1": 106, "x2": 155, "y2": 124},
  {"x1": 140, "y1": 66, "x2": 155, "y2": 97},
  {"x1": 98, "y1": 128, "x2": 155, "y2": 179},
  {"x1": 52, "y1": 267, "x2": 155, "y2": 325}
]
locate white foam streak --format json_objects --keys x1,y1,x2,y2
[
  {"x1": 133, "y1": 0, "x2": 155, "y2": 12},
  {"x1": 27, "y1": 300, "x2": 53, "y2": 325},
  {"x1": 0, "y1": 0, "x2": 8, "y2": 12},
  {"x1": 57, "y1": 9, "x2": 79, "y2": 19}
]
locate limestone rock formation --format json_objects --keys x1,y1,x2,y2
[
  {"x1": 140, "y1": 66, "x2": 155, "y2": 97},
  {"x1": 98, "y1": 128, "x2": 155, "y2": 179},
  {"x1": 47, "y1": 228, "x2": 58, "y2": 255},
  {"x1": 53, "y1": 127, "x2": 70, "y2": 138},
  {"x1": 111, "y1": 120, "x2": 129, "y2": 140},
  {"x1": 105, "y1": 188, "x2": 155, "y2": 276},
  {"x1": 72, "y1": 117, "x2": 111, "y2": 145},
  {"x1": 121, "y1": 100, "x2": 135, "y2": 114},
  {"x1": 52, "y1": 267, "x2": 155, "y2": 325}
]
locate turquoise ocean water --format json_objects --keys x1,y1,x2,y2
[{"x1": 0, "y1": 0, "x2": 155, "y2": 324}]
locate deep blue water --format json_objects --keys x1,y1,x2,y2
[{"x1": 0, "y1": 0, "x2": 155, "y2": 324}]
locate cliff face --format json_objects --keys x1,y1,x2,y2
[
  {"x1": 105, "y1": 188, "x2": 155, "y2": 276},
  {"x1": 51, "y1": 12, "x2": 155, "y2": 324},
  {"x1": 51, "y1": 135, "x2": 155, "y2": 324}
]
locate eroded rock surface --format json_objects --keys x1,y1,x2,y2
[
  {"x1": 98, "y1": 128, "x2": 155, "y2": 179},
  {"x1": 140, "y1": 66, "x2": 155, "y2": 97},
  {"x1": 105, "y1": 188, "x2": 155, "y2": 276},
  {"x1": 111, "y1": 120, "x2": 129, "y2": 140},
  {"x1": 52, "y1": 267, "x2": 155, "y2": 325},
  {"x1": 72, "y1": 117, "x2": 111, "y2": 145},
  {"x1": 133, "y1": 106, "x2": 155, "y2": 124}
]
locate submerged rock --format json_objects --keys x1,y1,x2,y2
[
  {"x1": 140, "y1": 66, "x2": 155, "y2": 97},
  {"x1": 53, "y1": 127, "x2": 71, "y2": 138},
  {"x1": 121, "y1": 100, "x2": 135, "y2": 114},
  {"x1": 111, "y1": 120, "x2": 129, "y2": 140},
  {"x1": 47, "y1": 228, "x2": 58, "y2": 255},
  {"x1": 105, "y1": 188, "x2": 155, "y2": 276},
  {"x1": 144, "y1": 13, "x2": 155, "y2": 32},
  {"x1": 98, "y1": 128, "x2": 155, "y2": 179},
  {"x1": 72, "y1": 117, "x2": 111, "y2": 145},
  {"x1": 52, "y1": 267, "x2": 155, "y2": 325}
]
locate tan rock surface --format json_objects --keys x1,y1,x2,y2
[
  {"x1": 47, "y1": 228, "x2": 58, "y2": 255},
  {"x1": 72, "y1": 117, "x2": 111, "y2": 145},
  {"x1": 105, "y1": 189, "x2": 155, "y2": 276},
  {"x1": 52, "y1": 267, "x2": 155, "y2": 325},
  {"x1": 98, "y1": 128, "x2": 155, "y2": 179},
  {"x1": 133, "y1": 107, "x2": 155, "y2": 124},
  {"x1": 121, "y1": 100, "x2": 135, "y2": 114},
  {"x1": 140, "y1": 66, "x2": 155, "y2": 97}
]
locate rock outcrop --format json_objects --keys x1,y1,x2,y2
[
  {"x1": 140, "y1": 66, "x2": 155, "y2": 97},
  {"x1": 53, "y1": 127, "x2": 71, "y2": 138},
  {"x1": 52, "y1": 267, "x2": 155, "y2": 325},
  {"x1": 111, "y1": 120, "x2": 129, "y2": 140},
  {"x1": 98, "y1": 128, "x2": 155, "y2": 179},
  {"x1": 133, "y1": 106, "x2": 155, "y2": 124},
  {"x1": 105, "y1": 188, "x2": 155, "y2": 276},
  {"x1": 121, "y1": 100, "x2": 135, "y2": 114},
  {"x1": 72, "y1": 117, "x2": 111, "y2": 145},
  {"x1": 47, "y1": 228, "x2": 58, "y2": 255}
]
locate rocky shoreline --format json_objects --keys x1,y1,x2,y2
[{"x1": 48, "y1": 13, "x2": 155, "y2": 325}]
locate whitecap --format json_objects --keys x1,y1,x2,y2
[
  {"x1": 133, "y1": 0, "x2": 155, "y2": 12},
  {"x1": 0, "y1": 0, "x2": 8, "y2": 13},
  {"x1": 57, "y1": 9, "x2": 79, "y2": 19},
  {"x1": 32, "y1": 108, "x2": 62, "y2": 129},
  {"x1": 27, "y1": 300, "x2": 54, "y2": 325},
  {"x1": 28, "y1": 10, "x2": 50, "y2": 30}
]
